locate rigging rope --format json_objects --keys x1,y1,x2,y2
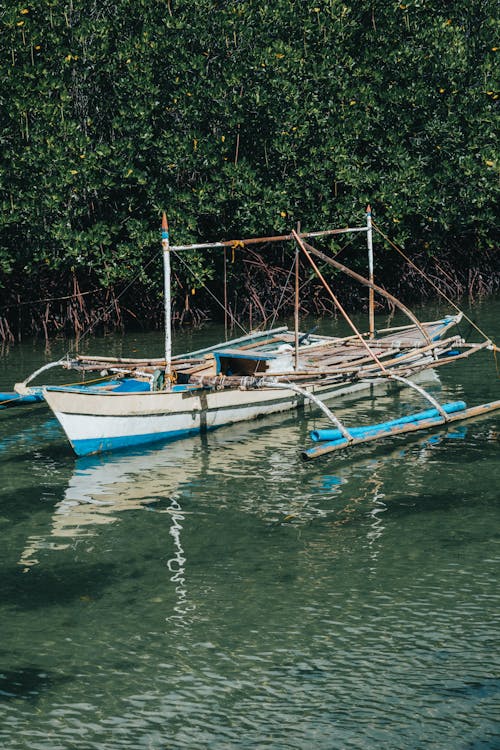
[
  {"x1": 171, "y1": 249, "x2": 249, "y2": 337},
  {"x1": 53, "y1": 250, "x2": 162, "y2": 362},
  {"x1": 293, "y1": 231, "x2": 389, "y2": 375},
  {"x1": 372, "y1": 220, "x2": 498, "y2": 351},
  {"x1": 267, "y1": 251, "x2": 297, "y2": 331}
]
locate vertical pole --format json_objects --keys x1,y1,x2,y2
[
  {"x1": 366, "y1": 204, "x2": 375, "y2": 338},
  {"x1": 223, "y1": 247, "x2": 228, "y2": 340},
  {"x1": 294, "y1": 221, "x2": 301, "y2": 371},
  {"x1": 162, "y1": 212, "x2": 172, "y2": 383}
]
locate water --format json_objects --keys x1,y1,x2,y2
[{"x1": 1, "y1": 301, "x2": 500, "y2": 749}]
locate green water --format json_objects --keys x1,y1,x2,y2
[{"x1": 1, "y1": 301, "x2": 499, "y2": 749}]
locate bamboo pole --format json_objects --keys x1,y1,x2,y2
[
  {"x1": 294, "y1": 222, "x2": 300, "y2": 371},
  {"x1": 326, "y1": 336, "x2": 463, "y2": 374},
  {"x1": 162, "y1": 212, "x2": 172, "y2": 381},
  {"x1": 392, "y1": 341, "x2": 491, "y2": 376},
  {"x1": 177, "y1": 326, "x2": 289, "y2": 359},
  {"x1": 170, "y1": 225, "x2": 368, "y2": 252},
  {"x1": 366, "y1": 205, "x2": 375, "y2": 338},
  {"x1": 292, "y1": 231, "x2": 389, "y2": 374},
  {"x1": 224, "y1": 247, "x2": 228, "y2": 340},
  {"x1": 69, "y1": 334, "x2": 475, "y2": 378},
  {"x1": 300, "y1": 238, "x2": 432, "y2": 347}
]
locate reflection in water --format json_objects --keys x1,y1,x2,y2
[
  {"x1": 0, "y1": 667, "x2": 70, "y2": 703},
  {"x1": 166, "y1": 496, "x2": 194, "y2": 628},
  {"x1": 365, "y1": 472, "x2": 387, "y2": 573},
  {"x1": 17, "y1": 419, "x2": 298, "y2": 569},
  {"x1": 17, "y1": 396, "x2": 474, "y2": 574},
  {"x1": 17, "y1": 440, "x2": 196, "y2": 569},
  {"x1": 3, "y1": 319, "x2": 500, "y2": 750}
]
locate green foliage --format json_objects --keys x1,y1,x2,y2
[{"x1": 0, "y1": 0, "x2": 498, "y2": 321}]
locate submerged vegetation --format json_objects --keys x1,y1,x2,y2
[{"x1": 0, "y1": 0, "x2": 498, "y2": 341}]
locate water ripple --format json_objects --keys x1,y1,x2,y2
[{"x1": 1, "y1": 317, "x2": 500, "y2": 749}]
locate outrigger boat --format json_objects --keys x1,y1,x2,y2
[{"x1": 4, "y1": 209, "x2": 500, "y2": 457}]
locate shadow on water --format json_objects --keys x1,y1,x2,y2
[
  {"x1": 0, "y1": 667, "x2": 71, "y2": 703},
  {"x1": 442, "y1": 679, "x2": 500, "y2": 750},
  {"x1": 322, "y1": 425, "x2": 482, "y2": 468},
  {"x1": 295, "y1": 488, "x2": 481, "y2": 538},
  {"x1": 0, "y1": 562, "x2": 117, "y2": 610},
  {"x1": 441, "y1": 678, "x2": 500, "y2": 700},
  {"x1": 375, "y1": 489, "x2": 486, "y2": 516},
  {"x1": 0, "y1": 487, "x2": 51, "y2": 521},
  {"x1": 0, "y1": 441, "x2": 73, "y2": 464},
  {"x1": 466, "y1": 741, "x2": 500, "y2": 750},
  {"x1": 0, "y1": 405, "x2": 45, "y2": 421},
  {"x1": 0, "y1": 415, "x2": 66, "y2": 455}
]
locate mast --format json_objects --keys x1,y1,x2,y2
[
  {"x1": 366, "y1": 204, "x2": 375, "y2": 338},
  {"x1": 162, "y1": 212, "x2": 172, "y2": 382},
  {"x1": 294, "y1": 222, "x2": 300, "y2": 371}
]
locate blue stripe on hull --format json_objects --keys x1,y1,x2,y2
[{"x1": 70, "y1": 425, "x2": 208, "y2": 456}]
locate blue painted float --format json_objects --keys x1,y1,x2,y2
[
  {"x1": 309, "y1": 401, "x2": 467, "y2": 443},
  {"x1": 0, "y1": 391, "x2": 44, "y2": 408},
  {"x1": 302, "y1": 399, "x2": 500, "y2": 460}
]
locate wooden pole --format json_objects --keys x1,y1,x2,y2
[
  {"x1": 170, "y1": 226, "x2": 368, "y2": 252},
  {"x1": 300, "y1": 238, "x2": 432, "y2": 347},
  {"x1": 223, "y1": 247, "x2": 228, "y2": 340},
  {"x1": 292, "y1": 230, "x2": 389, "y2": 374},
  {"x1": 366, "y1": 204, "x2": 375, "y2": 338},
  {"x1": 162, "y1": 212, "x2": 172, "y2": 382},
  {"x1": 302, "y1": 399, "x2": 500, "y2": 460},
  {"x1": 294, "y1": 222, "x2": 300, "y2": 371}
]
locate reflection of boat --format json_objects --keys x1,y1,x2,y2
[
  {"x1": 19, "y1": 439, "x2": 196, "y2": 566},
  {"x1": 16, "y1": 411, "x2": 329, "y2": 569},
  {"x1": 17, "y1": 436, "x2": 196, "y2": 570},
  {"x1": 13, "y1": 372, "x2": 441, "y2": 547},
  {"x1": 17, "y1": 388, "x2": 474, "y2": 573}
]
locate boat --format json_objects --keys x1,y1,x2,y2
[
  {"x1": 40, "y1": 308, "x2": 474, "y2": 457},
  {"x1": 15, "y1": 208, "x2": 497, "y2": 458}
]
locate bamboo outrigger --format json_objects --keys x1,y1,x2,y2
[{"x1": 302, "y1": 400, "x2": 500, "y2": 461}]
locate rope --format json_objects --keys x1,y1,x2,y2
[
  {"x1": 166, "y1": 370, "x2": 178, "y2": 386},
  {"x1": 372, "y1": 220, "x2": 497, "y2": 347},
  {"x1": 60, "y1": 373, "x2": 118, "y2": 387},
  {"x1": 2, "y1": 251, "x2": 160, "y2": 351},
  {"x1": 293, "y1": 231, "x2": 389, "y2": 375},
  {"x1": 73, "y1": 252, "x2": 159, "y2": 348},
  {"x1": 267, "y1": 252, "x2": 297, "y2": 331},
  {"x1": 0, "y1": 396, "x2": 23, "y2": 408},
  {"x1": 273, "y1": 235, "x2": 356, "y2": 331},
  {"x1": 171, "y1": 249, "x2": 248, "y2": 337},
  {"x1": 493, "y1": 345, "x2": 500, "y2": 379},
  {"x1": 0, "y1": 287, "x2": 102, "y2": 311}
]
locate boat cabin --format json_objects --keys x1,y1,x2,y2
[{"x1": 213, "y1": 344, "x2": 295, "y2": 376}]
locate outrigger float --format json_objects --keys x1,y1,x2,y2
[{"x1": 3, "y1": 208, "x2": 499, "y2": 458}]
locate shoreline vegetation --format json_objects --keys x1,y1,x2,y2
[
  {"x1": 1, "y1": 1, "x2": 498, "y2": 342},
  {"x1": 1, "y1": 241, "x2": 498, "y2": 345}
]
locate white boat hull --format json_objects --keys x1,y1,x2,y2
[{"x1": 43, "y1": 378, "x2": 379, "y2": 457}]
